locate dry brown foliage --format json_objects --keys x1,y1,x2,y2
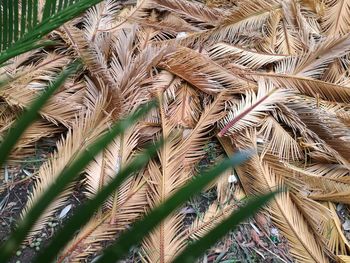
[{"x1": 1, "y1": 0, "x2": 350, "y2": 262}]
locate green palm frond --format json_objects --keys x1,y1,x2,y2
[{"x1": 0, "y1": 0, "x2": 106, "y2": 64}]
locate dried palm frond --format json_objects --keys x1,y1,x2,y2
[
  {"x1": 143, "y1": 98, "x2": 185, "y2": 262},
  {"x1": 280, "y1": 162, "x2": 350, "y2": 204},
  {"x1": 108, "y1": 124, "x2": 143, "y2": 221},
  {"x1": 306, "y1": 163, "x2": 350, "y2": 178},
  {"x1": 101, "y1": 0, "x2": 152, "y2": 32},
  {"x1": 6, "y1": 0, "x2": 350, "y2": 261},
  {"x1": 310, "y1": 190, "x2": 350, "y2": 204},
  {"x1": 61, "y1": 152, "x2": 148, "y2": 262},
  {"x1": 143, "y1": 157, "x2": 187, "y2": 263},
  {"x1": 171, "y1": 0, "x2": 281, "y2": 47},
  {"x1": 288, "y1": 96, "x2": 350, "y2": 162},
  {"x1": 271, "y1": 103, "x2": 308, "y2": 135},
  {"x1": 264, "y1": 155, "x2": 333, "y2": 245},
  {"x1": 282, "y1": 0, "x2": 320, "y2": 50},
  {"x1": 321, "y1": 202, "x2": 350, "y2": 255},
  {"x1": 338, "y1": 255, "x2": 350, "y2": 263},
  {"x1": 9, "y1": 121, "x2": 62, "y2": 160},
  {"x1": 258, "y1": 116, "x2": 303, "y2": 161},
  {"x1": 150, "y1": 0, "x2": 223, "y2": 26},
  {"x1": 177, "y1": 92, "x2": 228, "y2": 167},
  {"x1": 275, "y1": 19, "x2": 303, "y2": 55},
  {"x1": 0, "y1": 50, "x2": 40, "y2": 79},
  {"x1": 259, "y1": 9, "x2": 282, "y2": 53},
  {"x1": 110, "y1": 172, "x2": 148, "y2": 223},
  {"x1": 301, "y1": 0, "x2": 325, "y2": 14},
  {"x1": 141, "y1": 94, "x2": 188, "y2": 262},
  {"x1": 257, "y1": 1, "x2": 317, "y2": 54},
  {"x1": 237, "y1": 33, "x2": 350, "y2": 102},
  {"x1": 234, "y1": 131, "x2": 329, "y2": 263},
  {"x1": 187, "y1": 201, "x2": 236, "y2": 240},
  {"x1": 0, "y1": 104, "x2": 15, "y2": 135},
  {"x1": 0, "y1": 80, "x2": 85, "y2": 127},
  {"x1": 146, "y1": 12, "x2": 200, "y2": 34},
  {"x1": 276, "y1": 35, "x2": 350, "y2": 78},
  {"x1": 159, "y1": 46, "x2": 249, "y2": 94},
  {"x1": 84, "y1": 138, "x2": 120, "y2": 201},
  {"x1": 213, "y1": 0, "x2": 281, "y2": 40},
  {"x1": 168, "y1": 83, "x2": 201, "y2": 128},
  {"x1": 111, "y1": 46, "x2": 168, "y2": 110},
  {"x1": 151, "y1": 70, "x2": 182, "y2": 107},
  {"x1": 219, "y1": 80, "x2": 291, "y2": 136},
  {"x1": 142, "y1": 89, "x2": 227, "y2": 262},
  {"x1": 135, "y1": 12, "x2": 180, "y2": 45},
  {"x1": 276, "y1": 104, "x2": 348, "y2": 166},
  {"x1": 60, "y1": 174, "x2": 148, "y2": 262},
  {"x1": 58, "y1": 212, "x2": 115, "y2": 263},
  {"x1": 59, "y1": 24, "x2": 115, "y2": 87},
  {"x1": 84, "y1": 39, "x2": 169, "y2": 221},
  {"x1": 323, "y1": 0, "x2": 350, "y2": 35},
  {"x1": 209, "y1": 42, "x2": 288, "y2": 69},
  {"x1": 0, "y1": 54, "x2": 75, "y2": 124},
  {"x1": 0, "y1": 103, "x2": 61, "y2": 157},
  {"x1": 21, "y1": 82, "x2": 111, "y2": 238},
  {"x1": 42, "y1": 81, "x2": 86, "y2": 126},
  {"x1": 321, "y1": 59, "x2": 345, "y2": 84},
  {"x1": 281, "y1": 162, "x2": 350, "y2": 185},
  {"x1": 22, "y1": 117, "x2": 107, "y2": 238},
  {"x1": 83, "y1": 0, "x2": 121, "y2": 42},
  {"x1": 290, "y1": 193, "x2": 331, "y2": 235},
  {"x1": 244, "y1": 69, "x2": 350, "y2": 103}
]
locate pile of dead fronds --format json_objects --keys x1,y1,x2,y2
[{"x1": 1, "y1": 0, "x2": 350, "y2": 262}]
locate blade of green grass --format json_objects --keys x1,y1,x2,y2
[
  {"x1": 0, "y1": 61, "x2": 80, "y2": 166},
  {"x1": 0, "y1": 101, "x2": 157, "y2": 262},
  {"x1": 8, "y1": 0, "x2": 13, "y2": 46},
  {"x1": 13, "y1": 0, "x2": 19, "y2": 42},
  {"x1": 2, "y1": 0, "x2": 9, "y2": 50},
  {"x1": 33, "y1": 0, "x2": 38, "y2": 28},
  {"x1": 94, "y1": 152, "x2": 251, "y2": 263},
  {"x1": 173, "y1": 191, "x2": 278, "y2": 263},
  {"x1": 43, "y1": 0, "x2": 56, "y2": 18},
  {"x1": 57, "y1": 0, "x2": 64, "y2": 13},
  {"x1": 21, "y1": 0, "x2": 27, "y2": 37},
  {"x1": 34, "y1": 140, "x2": 163, "y2": 263},
  {"x1": 27, "y1": 0, "x2": 33, "y2": 31},
  {"x1": 0, "y1": 2, "x2": 2, "y2": 50}
]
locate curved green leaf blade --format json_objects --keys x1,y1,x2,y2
[
  {"x1": 95, "y1": 152, "x2": 251, "y2": 263},
  {"x1": 0, "y1": 101, "x2": 157, "y2": 262},
  {"x1": 173, "y1": 191, "x2": 278, "y2": 263}
]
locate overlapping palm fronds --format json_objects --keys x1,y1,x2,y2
[{"x1": 1, "y1": 0, "x2": 350, "y2": 262}]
